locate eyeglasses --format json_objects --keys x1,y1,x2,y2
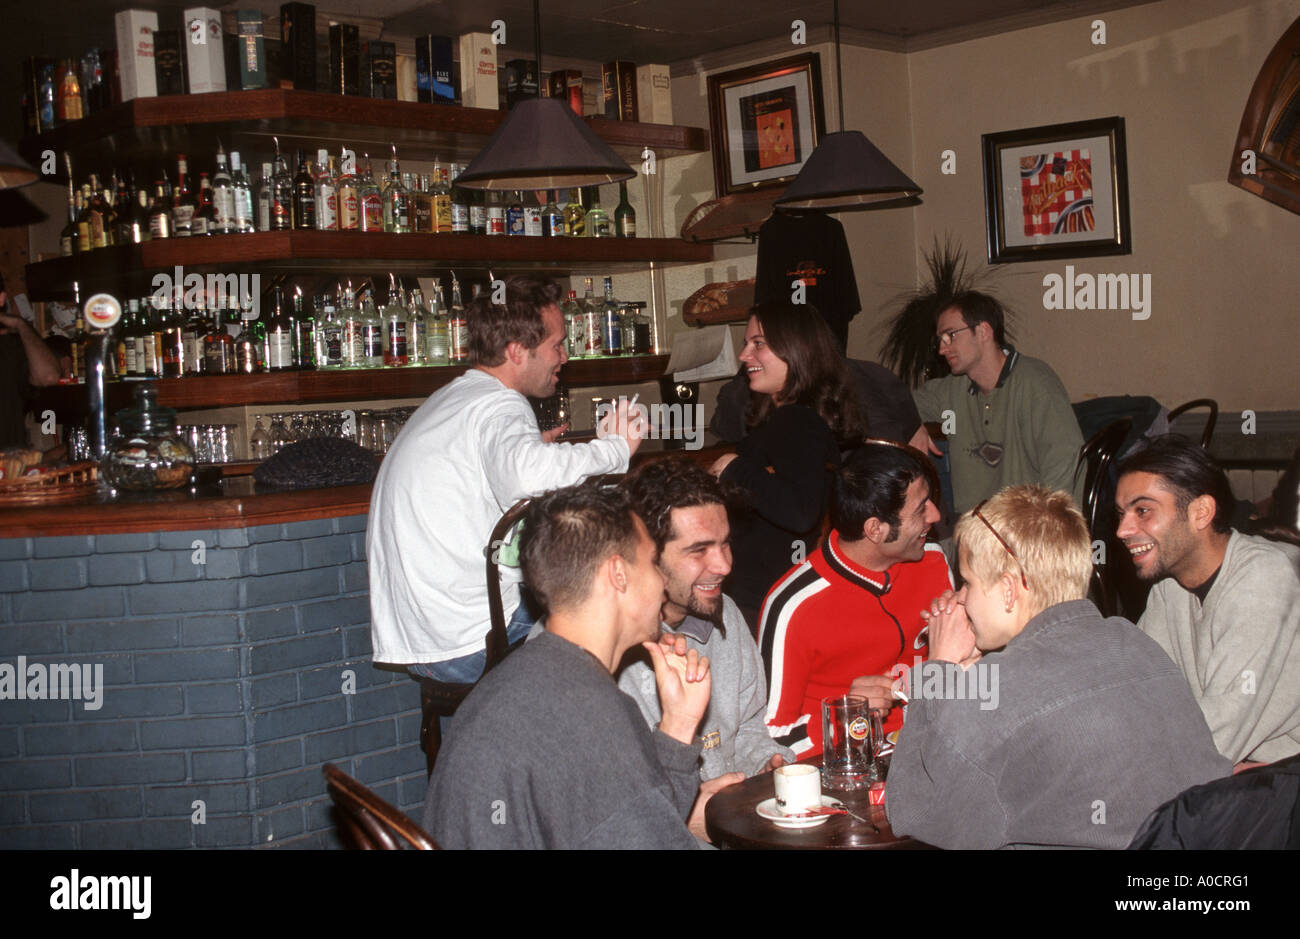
[
  {"x1": 935, "y1": 325, "x2": 974, "y2": 347},
  {"x1": 971, "y1": 500, "x2": 1029, "y2": 589}
]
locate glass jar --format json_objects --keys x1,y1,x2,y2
[{"x1": 102, "y1": 385, "x2": 194, "y2": 490}]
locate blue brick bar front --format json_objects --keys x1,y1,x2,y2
[{"x1": 0, "y1": 492, "x2": 426, "y2": 849}]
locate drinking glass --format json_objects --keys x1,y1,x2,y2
[{"x1": 821, "y1": 695, "x2": 885, "y2": 791}]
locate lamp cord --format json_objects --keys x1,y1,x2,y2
[
  {"x1": 534, "y1": 0, "x2": 544, "y2": 98},
  {"x1": 834, "y1": 0, "x2": 844, "y2": 131}
]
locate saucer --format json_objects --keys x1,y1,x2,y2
[{"x1": 756, "y1": 796, "x2": 838, "y2": 829}]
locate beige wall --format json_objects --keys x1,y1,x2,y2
[{"x1": 905, "y1": 0, "x2": 1300, "y2": 411}]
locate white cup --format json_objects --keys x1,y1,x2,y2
[{"x1": 773, "y1": 763, "x2": 821, "y2": 816}]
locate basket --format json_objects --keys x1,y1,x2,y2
[{"x1": 0, "y1": 462, "x2": 100, "y2": 506}]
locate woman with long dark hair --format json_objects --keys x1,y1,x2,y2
[{"x1": 709, "y1": 303, "x2": 864, "y2": 631}]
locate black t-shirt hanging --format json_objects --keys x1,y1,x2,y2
[{"x1": 753, "y1": 212, "x2": 861, "y2": 350}]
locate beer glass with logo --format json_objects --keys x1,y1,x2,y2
[{"x1": 821, "y1": 694, "x2": 884, "y2": 791}]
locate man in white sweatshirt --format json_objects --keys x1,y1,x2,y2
[
  {"x1": 1116, "y1": 435, "x2": 1300, "y2": 766},
  {"x1": 368, "y1": 275, "x2": 644, "y2": 684}
]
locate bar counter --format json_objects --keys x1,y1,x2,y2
[{"x1": 0, "y1": 443, "x2": 728, "y2": 849}]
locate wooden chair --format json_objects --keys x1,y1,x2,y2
[
  {"x1": 323, "y1": 763, "x2": 437, "y2": 850},
  {"x1": 414, "y1": 497, "x2": 530, "y2": 777},
  {"x1": 1076, "y1": 418, "x2": 1132, "y2": 617},
  {"x1": 1167, "y1": 398, "x2": 1219, "y2": 449}
]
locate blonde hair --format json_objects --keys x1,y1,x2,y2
[{"x1": 955, "y1": 486, "x2": 1091, "y2": 614}]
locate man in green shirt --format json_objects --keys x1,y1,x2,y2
[{"x1": 911, "y1": 292, "x2": 1083, "y2": 514}]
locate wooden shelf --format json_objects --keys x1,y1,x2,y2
[
  {"x1": 18, "y1": 88, "x2": 709, "y2": 175},
  {"x1": 31, "y1": 356, "x2": 670, "y2": 414},
  {"x1": 27, "y1": 233, "x2": 713, "y2": 300}
]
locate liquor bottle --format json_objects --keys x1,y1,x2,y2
[
  {"x1": 212, "y1": 145, "x2": 235, "y2": 234},
  {"x1": 359, "y1": 287, "x2": 384, "y2": 367},
  {"x1": 270, "y1": 141, "x2": 293, "y2": 231},
  {"x1": 137, "y1": 297, "x2": 158, "y2": 377},
  {"x1": 148, "y1": 182, "x2": 173, "y2": 239},
  {"x1": 336, "y1": 152, "x2": 360, "y2": 231},
  {"x1": 485, "y1": 190, "x2": 505, "y2": 236},
  {"x1": 59, "y1": 182, "x2": 80, "y2": 256},
  {"x1": 615, "y1": 181, "x2": 636, "y2": 237},
  {"x1": 581, "y1": 276, "x2": 601, "y2": 357},
  {"x1": 383, "y1": 273, "x2": 408, "y2": 366},
  {"x1": 160, "y1": 299, "x2": 186, "y2": 378},
  {"x1": 314, "y1": 150, "x2": 337, "y2": 231},
  {"x1": 406, "y1": 287, "x2": 428, "y2": 366},
  {"x1": 203, "y1": 301, "x2": 235, "y2": 375},
  {"x1": 182, "y1": 296, "x2": 207, "y2": 374},
  {"x1": 563, "y1": 188, "x2": 585, "y2": 236},
  {"x1": 467, "y1": 171, "x2": 487, "y2": 236},
  {"x1": 121, "y1": 299, "x2": 140, "y2": 377},
  {"x1": 433, "y1": 162, "x2": 452, "y2": 233},
  {"x1": 56, "y1": 59, "x2": 83, "y2": 123},
  {"x1": 264, "y1": 287, "x2": 296, "y2": 371},
  {"x1": 114, "y1": 173, "x2": 133, "y2": 245},
  {"x1": 316, "y1": 292, "x2": 343, "y2": 369},
  {"x1": 38, "y1": 64, "x2": 56, "y2": 131},
  {"x1": 292, "y1": 151, "x2": 316, "y2": 230},
  {"x1": 192, "y1": 173, "x2": 214, "y2": 236},
  {"x1": 628, "y1": 302, "x2": 652, "y2": 355},
  {"x1": 231, "y1": 151, "x2": 255, "y2": 233},
  {"x1": 541, "y1": 190, "x2": 563, "y2": 237},
  {"x1": 293, "y1": 289, "x2": 316, "y2": 369},
  {"x1": 523, "y1": 192, "x2": 543, "y2": 236},
  {"x1": 128, "y1": 185, "x2": 150, "y2": 243},
  {"x1": 360, "y1": 155, "x2": 384, "y2": 232},
  {"x1": 426, "y1": 282, "x2": 449, "y2": 365},
  {"x1": 340, "y1": 282, "x2": 364, "y2": 367},
  {"x1": 450, "y1": 164, "x2": 469, "y2": 234},
  {"x1": 172, "y1": 155, "x2": 196, "y2": 237},
  {"x1": 256, "y1": 161, "x2": 274, "y2": 232},
  {"x1": 447, "y1": 277, "x2": 468, "y2": 363},
  {"x1": 585, "y1": 190, "x2": 612, "y2": 238},
  {"x1": 411, "y1": 174, "x2": 432, "y2": 233},
  {"x1": 84, "y1": 177, "x2": 110, "y2": 249},
  {"x1": 506, "y1": 190, "x2": 524, "y2": 235},
  {"x1": 233, "y1": 304, "x2": 262, "y2": 374},
  {"x1": 562, "y1": 289, "x2": 584, "y2": 358},
  {"x1": 601, "y1": 277, "x2": 623, "y2": 356},
  {"x1": 98, "y1": 181, "x2": 118, "y2": 247},
  {"x1": 382, "y1": 149, "x2": 410, "y2": 233},
  {"x1": 75, "y1": 183, "x2": 94, "y2": 252}
]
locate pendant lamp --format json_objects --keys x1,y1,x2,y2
[
  {"x1": 455, "y1": 0, "x2": 635, "y2": 191},
  {"x1": 0, "y1": 140, "x2": 38, "y2": 189},
  {"x1": 774, "y1": 0, "x2": 920, "y2": 211}
]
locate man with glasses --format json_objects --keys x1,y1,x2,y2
[
  {"x1": 760, "y1": 444, "x2": 951, "y2": 758},
  {"x1": 910, "y1": 291, "x2": 1083, "y2": 515}
]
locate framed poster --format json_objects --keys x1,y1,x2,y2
[
  {"x1": 706, "y1": 52, "x2": 826, "y2": 197},
  {"x1": 981, "y1": 116, "x2": 1132, "y2": 263}
]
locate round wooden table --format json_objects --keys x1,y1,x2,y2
[{"x1": 704, "y1": 762, "x2": 930, "y2": 850}]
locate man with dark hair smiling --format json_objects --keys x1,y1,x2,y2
[
  {"x1": 760, "y1": 443, "x2": 951, "y2": 757},
  {"x1": 1116, "y1": 434, "x2": 1300, "y2": 765},
  {"x1": 617, "y1": 459, "x2": 793, "y2": 841},
  {"x1": 369, "y1": 274, "x2": 645, "y2": 691},
  {"x1": 424, "y1": 479, "x2": 711, "y2": 849}
]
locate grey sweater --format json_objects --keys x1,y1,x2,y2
[
  {"x1": 885, "y1": 599, "x2": 1230, "y2": 849},
  {"x1": 1138, "y1": 530, "x2": 1300, "y2": 763},
  {"x1": 424, "y1": 631, "x2": 702, "y2": 849},
  {"x1": 617, "y1": 596, "x2": 795, "y2": 779}
]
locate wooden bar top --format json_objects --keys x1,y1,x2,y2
[{"x1": 0, "y1": 443, "x2": 732, "y2": 538}]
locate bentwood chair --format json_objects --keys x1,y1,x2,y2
[
  {"x1": 414, "y1": 497, "x2": 530, "y2": 777},
  {"x1": 1167, "y1": 398, "x2": 1219, "y2": 449},
  {"x1": 323, "y1": 763, "x2": 438, "y2": 849},
  {"x1": 1075, "y1": 418, "x2": 1132, "y2": 617}
]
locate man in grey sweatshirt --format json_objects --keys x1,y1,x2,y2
[
  {"x1": 1117, "y1": 436, "x2": 1300, "y2": 765},
  {"x1": 424, "y1": 480, "x2": 712, "y2": 849}
]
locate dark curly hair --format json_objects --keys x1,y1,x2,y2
[
  {"x1": 1116, "y1": 435, "x2": 1236, "y2": 534},
  {"x1": 625, "y1": 457, "x2": 739, "y2": 555},
  {"x1": 743, "y1": 302, "x2": 864, "y2": 443}
]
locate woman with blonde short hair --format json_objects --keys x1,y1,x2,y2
[{"x1": 884, "y1": 485, "x2": 1230, "y2": 849}]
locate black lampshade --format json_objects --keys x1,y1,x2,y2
[
  {"x1": 456, "y1": 98, "x2": 636, "y2": 190},
  {"x1": 0, "y1": 140, "x2": 38, "y2": 189},
  {"x1": 773, "y1": 131, "x2": 921, "y2": 211}
]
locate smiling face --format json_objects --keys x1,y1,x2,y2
[
  {"x1": 877, "y1": 477, "x2": 941, "y2": 567},
  {"x1": 519, "y1": 303, "x2": 568, "y2": 398},
  {"x1": 1115, "y1": 471, "x2": 1201, "y2": 584},
  {"x1": 934, "y1": 306, "x2": 980, "y2": 376},
  {"x1": 657, "y1": 504, "x2": 732, "y2": 628},
  {"x1": 738, "y1": 316, "x2": 789, "y2": 400}
]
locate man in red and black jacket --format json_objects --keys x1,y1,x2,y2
[{"x1": 760, "y1": 444, "x2": 952, "y2": 757}]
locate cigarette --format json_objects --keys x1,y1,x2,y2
[{"x1": 628, "y1": 394, "x2": 640, "y2": 409}]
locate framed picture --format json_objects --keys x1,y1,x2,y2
[
  {"x1": 706, "y1": 52, "x2": 826, "y2": 198},
  {"x1": 981, "y1": 116, "x2": 1132, "y2": 263}
]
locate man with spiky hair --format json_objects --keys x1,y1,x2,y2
[
  {"x1": 1116, "y1": 435, "x2": 1300, "y2": 765},
  {"x1": 909, "y1": 290, "x2": 1083, "y2": 515}
]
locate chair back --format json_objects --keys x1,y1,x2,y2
[
  {"x1": 323, "y1": 763, "x2": 438, "y2": 850},
  {"x1": 1077, "y1": 418, "x2": 1133, "y2": 538},
  {"x1": 1167, "y1": 398, "x2": 1219, "y2": 449},
  {"x1": 484, "y1": 498, "x2": 531, "y2": 669}
]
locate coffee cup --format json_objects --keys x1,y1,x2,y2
[{"x1": 773, "y1": 762, "x2": 821, "y2": 815}]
